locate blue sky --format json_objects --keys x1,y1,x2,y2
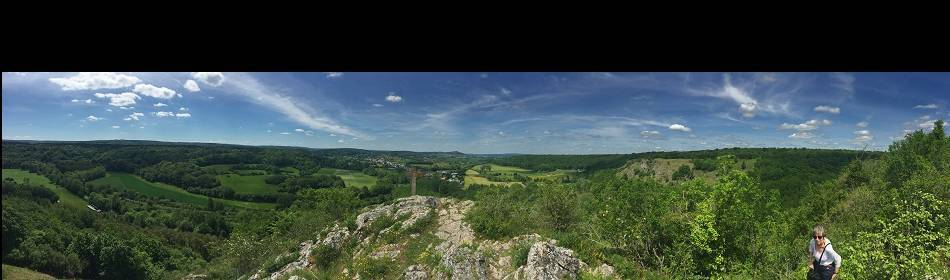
[{"x1": 2, "y1": 72, "x2": 947, "y2": 154}]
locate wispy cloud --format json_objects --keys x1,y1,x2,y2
[
  {"x1": 832, "y1": 73, "x2": 855, "y2": 94},
  {"x1": 814, "y1": 105, "x2": 840, "y2": 114},
  {"x1": 689, "y1": 74, "x2": 795, "y2": 118},
  {"x1": 914, "y1": 104, "x2": 938, "y2": 109},
  {"x1": 224, "y1": 73, "x2": 367, "y2": 138}
]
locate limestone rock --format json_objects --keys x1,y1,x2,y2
[
  {"x1": 403, "y1": 265, "x2": 429, "y2": 280},
  {"x1": 517, "y1": 241, "x2": 587, "y2": 280}
]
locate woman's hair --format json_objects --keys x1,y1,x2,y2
[{"x1": 813, "y1": 225, "x2": 826, "y2": 236}]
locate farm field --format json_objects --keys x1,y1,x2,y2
[
  {"x1": 2, "y1": 169, "x2": 89, "y2": 210},
  {"x1": 217, "y1": 174, "x2": 280, "y2": 194},
  {"x1": 88, "y1": 172, "x2": 275, "y2": 209},
  {"x1": 317, "y1": 168, "x2": 377, "y2": 188}
]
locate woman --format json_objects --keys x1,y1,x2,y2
[{"x1": 808, "y1": 225, "x2": 842, "y2": 280}]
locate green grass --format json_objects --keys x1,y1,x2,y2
[
  {"x1": 2, "y1": 264, "x2": 56, "y2": 280},
  {"x1": 317, "y1": 168, "x2": 377, "y2": 188},
  {"x1": 2, "y1": 169, "x2": 89, "y2": 210},
  {"x1": 88, "y1": 172, "x2": 275, "y2": 210},
  {"x1": 472, "y1": 164, "x2": 531, "y2": 173},
  {"x1": 217, "y1": 174, "x2": 280, "y2": 194},
  {"x1": 464, "y1": 164, "x2": 551, "y2": 187},
  {"x1": 280, "y1": 167, "x2": 299, "y2": 175}
]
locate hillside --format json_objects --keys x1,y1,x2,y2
[{"x1": 232, "y1": 196, "x2": 614, "y2": 280}]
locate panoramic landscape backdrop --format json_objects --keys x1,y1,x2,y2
[{"x1": 1, "y1": 72, "x2": 947, "y2": 280}]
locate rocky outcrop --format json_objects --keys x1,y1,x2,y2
[
  {"x1": 435, "y1": 199, "x2": 475, "y2": 245},
  {"x1": 356, "y1": 195, "x2": 438, "y2": 233},
  {"x1": 243, "y1": 195, "x2": 605, "y2": 280},
  {"x1": 516, "y1": 241, "x2": 587, "y2": 280},
  {"x1": 404, "y1": 265, "x2": 430, "y2": 280}
]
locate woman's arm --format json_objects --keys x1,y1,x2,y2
[
  {"x1": 807, "y1": 240, "x2": 815, "y2": 269},
  {"x1": 827, "y1": 244, "x2": 842, "y2": 271}
]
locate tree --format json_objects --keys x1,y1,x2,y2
[{"x1": 672, "y1": 164, "x2": 694, "y2": 181}]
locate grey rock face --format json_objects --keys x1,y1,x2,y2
[
  {"x1": 516, "y1": 241, "x2": 587, "y2": 280},
  {"x1": 404, "y1": 265, "x2": 429, "y2": 280}
]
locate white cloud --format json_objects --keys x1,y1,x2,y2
[
  {"x1": 295, "y1": 128, "x2": 305, "y2": 132},
  {"x1": 94, "y1": 92, "x2": 140, "y2": 107},
  {"x1": 192, "y1": 72, "x2": 225, "y2": 86},
  {"x1": 280, "y1": 132, "x2": 290, "y2": 135},
  {"x1": 914, "y1": 104, "x2": 938, "y2": 109},
  {"x1": 691, "y1": 74, "x2": 796, "y2": 118},
  {"x1": 500, "y1": 87, "x2": 512, "y2": 96},
  {"x1": 111, "y1": 125, "x2": 120, "y2": 129},
  {"x1": 739, "y1": 103, "x2": 757, "y2": 118},
  {"x1": 118, "y1": 106, "x2": 134, "y2": 110},
  {"x1": 814, "y1": 105, "x2": 841, "y2": 114},
  {"x1": 175, "y1": 113, "x2": 191, "y2": 118},
  {"x1": 326, "y1": 72, "x2": 344, "y2": 78},
  {"x1": 126, "y1": 112, "x2": 144, "y2": 121},
  {"x1": 330, "y1": 134, "x2": 337, "y2": 137},
  {"x1": 668, "y1": 124, "x2": 691, "y2": 132},
  {"x1": 789, "y1": 132, "x2": 815, "y2": 139},
  {"x1": 86, "y1": 115, "x2": 102, "y2": 122},
  {"x1": 338, "y1": 139, "x2": 345, "y2": 143},
  {"x1": 854, "y1": 130, "x2": 873, "y2": 142},
  {"x1": 225, "y1": 73, "x2": 365, "y2": 138},
  {"x1": 133, "y1": 84, "x2": 177, "y2": 99},
  {"x1": 183, "y1": 80, "x2": 201, "y2": 92},
  {"x1": 640, "y1": 130, "x2": 662, "y2": 139},
  {"x1": 179, "y1": 107, "x2": 188, "y2": 111},
  {"x1": 49, "y1": 72, "x2": 141, "y2": 90},
  {"x1": 154, "y1": 111, "x2": 174, "y2": 117},
  {"x1": 385, "y1": 93, "x2": 403, "y2": 103},
  {"x1": 372, "y1": 103, "x2": 384, "y2": 107},
  {"x1": 154, "y1": 103, "x2": 168, "y2": 107},
  {"x1": 779, "y1": 119, "x2": 832, "y2": 131},
  {"x1": 71, "y1": 99, "x2": 94, "y2": 104},
  {"x1": 856, "y1": 121, "x2": 869, "y2": 128}
]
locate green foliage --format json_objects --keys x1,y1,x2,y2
[
  {"x1": 310, "y1": 244, "x2": 340, "y2": 270},
  {"x1": 671, "y1": 164, "x2": 693, "y2": 181},
  {"x1": 295, "y1": 187, "x2": 362, "y2": 221},
  {"x1": 510, "y1": 241, "x2": 531, "y2": 267},
  {"x1": 534, "y1": 184, "x2": 579, "y2": 232},
  {"x1": 465, "y1": 186, "x2": 534, "y2": 239},
  {"x1": 844, "y1": 191, "x2": 949, "y2": 279},
  {"x1": 263, "y1": 251, "x2": 299, "y2": 274}
]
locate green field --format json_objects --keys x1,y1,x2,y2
[
  {"x1": 472, "y1": 164, "x2": 531, "y2": 173},
  {"x1": 2, "y1": 264, "x2": 56, "y2": 280},
  {"x1": 217, "y1": 174, "x2": 280, "y2": 194},
  {"x1": 317, "y1": 168, "x2": 377, "y2": 188},
  {"x1": 88, "y1": 172, "x2": 275, "y2": 209},
  {"x1": 526, "y1": 169, "x2": 579, "y2": 180},
  {"x1": 464, "y1": 164, "x2": 572, "y2": 187},
  {"x1": 2, "y1": 169, "x2": 89, "y2": 210}
]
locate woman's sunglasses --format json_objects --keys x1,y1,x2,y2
[{"x1": 813, "y1": 235, "x2": 824, "y2": 239}]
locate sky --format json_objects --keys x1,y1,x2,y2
[{"x1": 2, "y1": 72, "x2": 947, "y2": 154}]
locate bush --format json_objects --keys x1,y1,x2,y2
[{"x1": 263, "y1": 251, "x2": 299, "y2": 274}]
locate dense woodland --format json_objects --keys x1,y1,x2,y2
[{"x1": 2, "y1": 121, "x2": 947, "y2": 279}]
